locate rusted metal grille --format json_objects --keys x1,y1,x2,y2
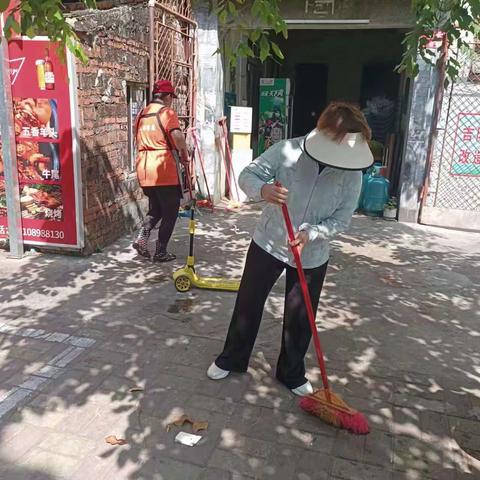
[
  {"x1": 152, "y1": 0, "x2": 196, "y2": 131},
  {"x1": 156, "y1": 0, "x2": 192, "y2": 18},
  {"x1": 426, "y1": 44, "x2": 480, "y2": 212}
]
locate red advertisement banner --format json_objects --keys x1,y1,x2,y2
[
  {"x1": 450, "y1": 113, "x2": 480, "y2": 177},
  {"x1": 0, "y1": 38, "x2": 81, "y2": 247}
]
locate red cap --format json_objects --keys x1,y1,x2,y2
[{"x1": 153, "y1": 79, "x2": 178, "y2": 98}]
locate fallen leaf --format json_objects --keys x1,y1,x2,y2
[
  {"x1": 379, "y1": 274, "x2": 403, "y2": 288},
  {"x1": 128, "y1": 387, "x2": 144, "y2": 393},
  {"x1": 166, "y1": 414, "x2": 208, "y2": 433},
  {"x1": 105, "y1": 435, "x2": 127, "y2": 446},
  {"x1": 192, "y1": 421, "x2": 209, "y2": 433},
  {"x1": 166, "y1": 414, "x2": 188, "y2": 432},
  {"x1": 173, "y1": 414, "x2": 190, "y2": 426}
]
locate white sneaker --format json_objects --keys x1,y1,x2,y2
[
  {"x1": 207, "y1": 362, "x2": 230, "y2": 380},
  {"x1": 291, "y1": 381, "x2": 314, "y2": 396}
]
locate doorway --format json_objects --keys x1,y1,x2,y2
[
  {"x1": 257, "y1": 29, "x2": 410, "y2": 193},
  {"x1": 360, "y1": 62, "x2": 400, "y2": 108},
  {"x1": 247, "y1": 58, "x2": 263, "y2": 154},
  {"x1": 292, "y1": 64, "x2": 328, "y2": 137}
]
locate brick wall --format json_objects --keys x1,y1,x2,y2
[{"x1": 69, "y1": 3, "x2": 149, "y2": 253}]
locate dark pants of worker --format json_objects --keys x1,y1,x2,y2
[
  {"x1": 141, "y1": 185, "x2": 181, "y2": 253},
  {"x1": 215, "y1": 241, "x2": 328, "y2": 390}
]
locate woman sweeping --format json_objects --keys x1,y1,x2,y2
[{"x1": 207, "y1": 102, "x2": 374, "y2": 396}]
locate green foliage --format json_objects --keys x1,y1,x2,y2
[
  {"x1": 385, "y1": 197, "x2": 398, "y2": 210},
  {"x1": 211, "y1": 0, "x2": 288, "y2": 65},
  {"x1": 398, "y1": 0, "x2": 480, "y2": 84},
  {"x1": 1, "y1": 0, "x2": 479, "y2": 83},
  {"x1": 2, "y1": 0, "x2": 287, "y2": 66},
  {"x1": 368, "y1": 140, "x2": 384, "y2": 159},
  {"x1": 1, "y1": 0, "x2": 97, "y2": 63}
]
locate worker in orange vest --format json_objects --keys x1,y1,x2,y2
[{"x1": 133, "y1": 80, "x2": 189, "y2": 262}]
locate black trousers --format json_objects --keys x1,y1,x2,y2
[
  {"x1": 141, "y1": 185, "x2": 181, "y2": 252},
  {"x1": 216, "y1": 241, "x2": 328, "y2": 389}
]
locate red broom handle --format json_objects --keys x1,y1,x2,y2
[{"x1": 276, "y1": 183, "x2": 331, "y2": 399}]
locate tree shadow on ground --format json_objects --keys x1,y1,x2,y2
[{"x1": 0, "y1": 207, "x2": 479, "y2": 479}]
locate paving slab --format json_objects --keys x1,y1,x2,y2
[{"x1": 0, "y1": 207, "x2": 479, "y2": 479}]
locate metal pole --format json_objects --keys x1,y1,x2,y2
[
  {"x1": 0, "y1": 35, "x2": 23, "y2": 258},
  {"x1": 419, "y1": 33, "x2": 449, "y2": 215},
  {"x1": 148, "y1": 0, "x2": 155, "y2": 95}
]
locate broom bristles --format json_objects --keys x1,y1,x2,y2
[
  {"x1": 336, "y1": 410, "x2": 370, "y2": 435},
  {"x1": 298, "y1": 390, "x2": 370, "y2": 435}
]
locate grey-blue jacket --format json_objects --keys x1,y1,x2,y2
[{"x1": 239, "y1": 137, "x2": 362, "y2": 269}]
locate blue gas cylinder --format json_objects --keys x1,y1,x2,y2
[
  {"x1": 363, "y1": 172, "x2": 390, "y2": 216},
  {"x1": 357, "y1": 169, "x2": 372, "y2": 211}
]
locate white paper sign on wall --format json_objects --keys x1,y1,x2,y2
[
  {"x1": 230, "y1": 106, "x2": 253, "y2": 134},
  {"x1": 305, "y1": 0, "x2": 335, "y2": 17}
]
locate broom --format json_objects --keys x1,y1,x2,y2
[{"x1": 279, "y1": 189, "x2": 370, "y2": 435}]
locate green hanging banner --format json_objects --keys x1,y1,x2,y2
[{"x1": 258, "y1": 78, "x2": 290, "y2": 154}]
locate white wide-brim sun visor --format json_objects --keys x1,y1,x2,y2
[{"x1": 304, "y1": 129, "x2": 374, "y2": 171}]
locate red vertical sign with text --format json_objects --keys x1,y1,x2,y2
[{"x1": 0, "y1": 39, "x2": 81, "y2": 247}]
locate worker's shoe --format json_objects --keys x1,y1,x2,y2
[
  {"x1": 133, "y1": 227, "x2": 150, "y2": 258},
  {"x1": 152, "y1": 251, "x2": 176, "y2": 263},
  {"x1": 207, "y1": 362, "x2": 230, "y2": 380},
  {"x1": 152, "y1": 242, "x2": 176, "y2": 263},
  {"x1": 291, "y1": 381, "x2": 314, "y2": 397}
]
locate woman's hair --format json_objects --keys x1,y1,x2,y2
[{"x1": 317, "y1": 102, "x2": 372, "y2": 143}]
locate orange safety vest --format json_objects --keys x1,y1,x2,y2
[{"x1": 135, "y1": 103, "x2": 181, "y2": 187}]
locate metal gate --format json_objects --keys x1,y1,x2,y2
[
  {"x1": 421, "y1": 44, "x2": 480, "y2": 230},
  {"x1": 150, "y1": 0, "x2": 196, "y2": 131}
]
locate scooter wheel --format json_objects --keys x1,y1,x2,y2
[{"x1": 175, "y1": 275, "x2": 191, "y2": 292}]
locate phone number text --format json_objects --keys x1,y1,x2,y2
[{"x1": 22, "y1": 228, "x2": 65, "y2": 240}]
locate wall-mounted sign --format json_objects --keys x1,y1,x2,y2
[
  {"x1": 305, "y1": 0, "x2": 335, "y2": 17},
  {"x1": 230, "y1": 106, "x2": 253, "y2": 134},
  {"x1": 258, "y1": 78, "x2": 290, "y2": 154},
  {"x1": 127, "y1": 84, "x2": 147, "y2": 171},
  {"x1": 450, "y1": 113, "x2": 480, "y2": 177},
  {"x1": 0, "y1": 38, "x2": 83, "y2": 248}
]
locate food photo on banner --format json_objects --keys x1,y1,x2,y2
[
  {"x1": 16, "y1": 141, "x2": 60, "y2": 182},
  {"x1": 14, "y1": 97, "x2": 59, "y2": 139},
  {"x1": 20, "y1": 184, "x2": 63, "y2": 222},
  {"x1": 0, "y1": 38, "x2": 82, "y2": 247}
]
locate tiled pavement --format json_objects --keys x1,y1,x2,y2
[{"x1": 0, "y1": 205, "x2": 479, "y2": 479}]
